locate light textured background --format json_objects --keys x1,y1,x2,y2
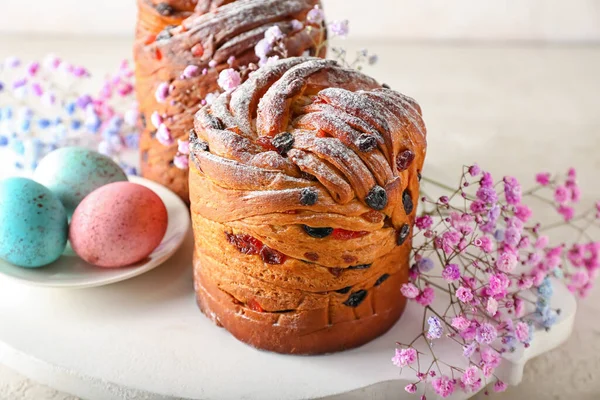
[
  {"x1": 0, "y1": 35, "x2": 600, "y2": 399},
  {"x1": 0, "y1": 0, "x2": 599, "y2": 41}
]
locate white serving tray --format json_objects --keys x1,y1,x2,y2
[{"x1": 0, "y1": 230, "x2": 576, "y2": 400}]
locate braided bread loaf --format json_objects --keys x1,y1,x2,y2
[
  {"x1": 134, "y1": 0, "x2": 326, "y2": 201},
  {"x1": 190, "y1": 57, "x2": 427, "y2": 354}
]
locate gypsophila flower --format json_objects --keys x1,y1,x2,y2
[
  {"x1": 456, "y1": 286, "x2": 473, "y2": 303},
  {"x1": 265, "y1": 26, "x2": 285, "y2": 43},
  {"x1": 468, "y1": 164, "x2": 481, "y2": 176},
  {"x1": 475, "y1": 323, "x2": 498, "y2": 344},
  {"x1": 392, "y1": 347, "x2": 418, "y2": 367},
  {"x1": 554, "y1": 185, "x2": 570, "y2": 204},
  {"x1": 405, "y1": 384, "x2": 417, "y2": 394},
  {"x1": 515, "y1": 321, "x2": 530, "y2": 343},
  {"x1": 451, "y1": 316, "x2": 471, "y2": 332},
  {"x1": 486, "y1": 297, "x2": 498, "y2": 315},
  {"x1": 306, "y1": 5, "x2": 325, "y2": 24},
  {"x1": 432, "y1": 376, "x2": 455, "y2": 398},
  {"x1": 461, "y1": 366, "x2": 479, "y2": 386},
  {"x1": 415, "y1": 215, "x2": 433, "y2": 230},
  {"x1": 329, "y1": 20, "x2": 349, "y2": 37},
  {"x1": 494, "y1": 380, "x2": 508, "y2": 392},
  {"x1": 496, "y1": 252, "x2": 518, "y2": 273},
  {"x1": 442, "y1": 264, "x2": 460, "y2": 282},
  {"x1": 182, "y1": 65, "x2": 201, "y2": 79},
  {"x1": 416, "y1": 286, "x2": 435, "y2": 306},
  {"x1": 177, "y1": 139, "x2": 190, "y2": 155},
  {"x1": 156, "y1": 124, "x2": 174, "y2": 146},
  {"x1": 217, "y1": 68, "x2": 241, "y2": 92},
  {"x1": 427, "y1": 316, "x2": 443, "y2": 340},
  {"x1": 503, "y1": 176, "x2": 522, "y2": 205},
  {"x1": 173, "y1": 154, "x2": 189, "y2": 169},
  {"x1": 417, "y1": 257, "x2": 435, "y2": 273},
  {"x1": 401, "y1": 283, "x2": 419, "y2": 299},
  {"x1": 155, "y1": 82, "x2": 169, "y2": 103},
  {"x1": 558, "y1": 204, "x2": 575, "y2": 221},
  {"x1": 290, "y1": 19, "x2": 304, "y2": 31},
  {"x1": 536, "y1": 172, "x2": 551, "y2": 185},
  {"x1": 463, "y1": 342, "x2": 476, "y2": 358}
]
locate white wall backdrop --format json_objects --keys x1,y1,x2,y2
[{"x1": 1, "y1": 0, "x2": 599, "y2": 41}]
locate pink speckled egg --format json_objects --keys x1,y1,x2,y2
[{"x1": 70, "y1": 182, "x2": 168, "y2": 268}]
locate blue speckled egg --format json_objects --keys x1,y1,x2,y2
[
  {"x1": 33, "y1": 147, "x2": 128, "y2": 215},
  {"x1": 0, "y1": 177, "x2": 68, "y2": 268}
]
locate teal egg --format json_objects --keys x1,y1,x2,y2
[
  {"x1": 33, "y1": 147, "x2": 128, "y2": 215},
  {"x1": 0, "y1": 177, "x2": 68, "y2": 268}
]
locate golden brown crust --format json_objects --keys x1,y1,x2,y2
[
  {"x1": 134, "y1": 0, "x2": 326, "y2": 201},
  {"x1": 190, "y1": 57, "x2": 427, "y2": 354}
]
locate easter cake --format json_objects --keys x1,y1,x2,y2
[
  {"x1": 189, "y1": 57, "x2": 427, "y2": 354},
  {"x1": 134, "y1": 0, "x2": 327, "y2": 202}
]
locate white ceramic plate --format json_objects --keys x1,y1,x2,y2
[{"x1": 0, "y1": 176, "x2": 190, "y2": 289}]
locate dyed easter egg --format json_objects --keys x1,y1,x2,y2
[
  {"x1": 0, "y1": 177, "x2": 68, "y2": 268},
  {"x1": 33, "y1": 147, "x2": 127, "y2": 215},
  {"x1": 69, "y1": 182, "x2": 168, "y2": 268}
]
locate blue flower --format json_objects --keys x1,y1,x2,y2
[
  {"x1": 11, "y1": 139, "x2": 24, "y2": 155},
  {"x1": 537, "y1": 277, "x2": 553, "y2": 300},
  {"x1": 124, "y1": 133, "x2": 139, "y2": 149},
  {"x1": 0, "y1": 135, "x2": 8, "y2": 146},
  {"x1": 70, "y1": 119, "x2": 82, "y2": 130},
  {"x1": 21, "y1": 119, "x2": 31, "y2": 133},
  {"x1": 427, "y1": 316, "x2": 443, "y2": 340},
  {"x1": 65, "y1": 102, "x2": 76, "y2": 115},
  {"x1": 37, "y1": 119, "x2": 51, "y2": 129},
  {"x1": 541, "y1": 308, "x2": 558, "y2": 328},
  {"x1": 418, "y1": 257, "x2": 435, "y2": 273}
]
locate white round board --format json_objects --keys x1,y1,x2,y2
[
  {"x1": 0, "y1": 176, "x2": 189, "y2": 289},
  {"x1": 0, "y1": 229, "x2": 576, "y2": 400}
]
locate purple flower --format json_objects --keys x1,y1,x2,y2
[
  {"x1": 217, "y1": 68, "x2": 241, "y2": 92},
  {"x1": 486, "y1": 297, "x2": 498, "y2": 315},
  {"x1": 182, "y1": 65, "x2": 201, "y2": 79},
  {"x1": 488, "y1": 273, "x2": 510, "y2": 296},
  {"x1": 5, "y1": 56, "x2": 21, "y2": 68},
  {"x1": 480, "y1": 171, "x2": 494, "y2": 187},
  {"x1": 27, "y1": 62, "x2": 40, "y2": 76},
  {"x1": 451, "y1": 316, "x2": 470, "y2": 331},
  {"x1": 417, "y1": 257, "x2": 435, "y2": 273},
  {"x1": 155, "y1": 82, "x2": 169, "y2": 103},
  {"x1": 427, "y1": 316, "x2": 443, "y2": 339},
  {"x1": 306, "y1": 5, "x2": 325, "y2": 24},
  {"x1": 404, "y1": 384, "x2": 417, "y2": 394},
  {"x1": 173, "y1": 154, "x2": 189, "y2": 169},
  {"x1": 554, "y1": 185, "x2": 569, "y2": 204},
  {"x1": 178, "y1": 139, "x2": 190, "y2": 155},
  {"x1": 439, "y1": 230, "x2": 461, "y2": 254},
  {"x1": 515, "y1": 321, "x2": 530, "y2": 342},
  {"x1": 31, "y1": 83, "x2": 43, "y2": 97},
  {"x1": 475, "y1": 323, "x2": 498, "y2": 344},
  {"x1": 290, "y1": 19, "x2": 304, "y2": 31},
  {"x1": 558, "y1": 204, "x2": 575, "y2": 221},
  {"x1": 503, "y1": 176, "x2": 522, "y2": 205},
  {"x1": 494, "y1": 381, "x2": 508, "y2": 392},
  {"x1": 208, "y1": 60, "x2": 217, "y2": 68},
  {"x1": 156, "y1": 123, "x2": 174, "y2": 146},
  {"x1": 415, "y1": 215, "x2": 433, "y2": 230},
  {"x1": 391, "y1": 347, "x2": 417, "y2": 367},
  {"x1": 476, "y1": 186, "x2": 498, "y2": 205},
  {"x1": 456, "y1": 286, "x2": 473, "y2": 303},
  {"x1": 504, "y1": 227, "x2": 521, "y2": 248},
  {"x1": 416, "y1": 286, "x2": 435, "y2": 306},
  {"x1": 432, "y1": 375, "x2": 455, "y2": 398},
  {"x1": 463, "y1": 342, "x2": 476, "y2": 358},
  {"x1": 254, "y1": 38, "x2": 272, "y2": 59},
  {"x1": 468, "y1": 164, "x2": 481, "y2": 176},
  {"x1": 329, "y1": 20, "x2": 349, "y2": 37},
  {"x1": 461, "y1": 366, "x2": 479, "y2": 386},
  {"x1": 536, "y1": 172, "x2": 551, "y2": 186},
  {"x1": 265, "y1": 26, "x2": 285, "y2": 43},
  {"x1": 514, "y1": 204, "x2": 532, "y2": 222},
  {"x1": 368, "y1": 54, "x2": 378, "y2": 65},
  {"x1": 151, "y1": 111, "x2": 163, "y2": 129},
  {"x1": 442, "y1": 264, "x2": 460, "y2": 282},
  {"x1": 400, "y1": 283, "x2": 419, "y2": 299}
]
